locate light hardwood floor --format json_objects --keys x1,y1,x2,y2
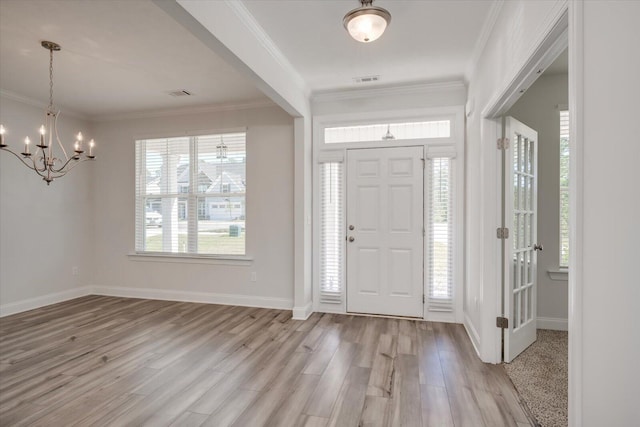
[{"x1": 0, "y1": 296, "x2": 533, "y2": 427}]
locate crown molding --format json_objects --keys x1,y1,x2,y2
[
  {"x1": 464, "y1": 0, "x2": 505, "y2": 82},
  {"x1": 94, "y1": 98, "x2": 277, "y2": 122},
  {"x1": 224, "y1": 0, "x2": 310, "y2": 98},
  {"x1": 311, "y1": 81, "x2": 466, "y2": 103},
  {"x1": 0, "y1": 89, "x2": 90, "y2": 121}
]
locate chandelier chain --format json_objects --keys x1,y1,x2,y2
[{"x1": 49, "y1": 47, "x2": 54, "y2": 110}]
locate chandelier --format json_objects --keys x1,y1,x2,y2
[
  {"x1": 0, "y1": 41, "x2": 95, "y2": 185},
  {"x1": 343, "y1": 0, "x2": 391, "y2": 43}
]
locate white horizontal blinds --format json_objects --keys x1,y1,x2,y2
[
  {"x1": 135, "y1": 132, "x2": 246, "y2": 255},
  {"x1": 559, "y1": 110, "x2": 570, "y2": 267},
  {"x1": 195, "y1": 133, "x2": 246, "y2": 255},
  {"x1": 135, "y1": 141, "x2": 145, "y2": 251},
  {"x1": 135, "y1": 137, "x2": 190, "y2": 253},
  {"x1": 428, "y1": 157, "x2": 454, "y2": 312},
  {"x1": 325, "y1": 120, "x2": 450, "y2": 144},
  {"x1": 319, "y1": 162, "x2": 344, "y2": 304}
]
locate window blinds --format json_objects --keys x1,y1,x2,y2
[
  {"x1": 319, "y1": 162, "x2": 344, "y2": 304},
  {"x1": 427, "y1": 157, "x2": 454, "y2": 312},
  {"x1": 135, "y1": 133, "x2": 246, "y2": 255},
  {"x1": 559, "y1": 110, "x2": 570, "y2": 267},
  {"x1": 325, "y1": 120, "x2": 450, "y2": 144}
]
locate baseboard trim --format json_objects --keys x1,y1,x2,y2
[
  {"x1": 463, "y1": 313, "x2": 482, "y2": 358},
  {"x1": 292, "y1": 301, "x2": 313, "y2": 320},
  {"x1": 537, "y1": 316, "x2": 568, "y2": 331},
  {"x1": 0, "y1": 286, "x2": 93, "y2": 317},
  {"x1": 91, "y1": 286, "x2": 293, "y2": 311}
]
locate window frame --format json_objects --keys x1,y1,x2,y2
[{"x1": 134, "y1": 130, "x2": 249, "y2": 260}]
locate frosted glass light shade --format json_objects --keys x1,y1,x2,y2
[{"x1": 343, "y1": 5, "x2": 391, "y2": 43}]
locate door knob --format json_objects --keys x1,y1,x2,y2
[
  {"x1": 348, "y1": 236, "x2": 355, "y2": 242},
  {"x1": 349, "y1": 225, "x2": 355, "y2": 230},
  {"x1": 533, "y1": 243, "x2": 543, "y2": 252}
]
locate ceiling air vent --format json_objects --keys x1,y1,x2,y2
[
  {"x1": 168, "y1": 90, "x2": 193, "y2": 97},
  {"x1": 353, "y1": 75, "x2": 380, "y2": 84}
]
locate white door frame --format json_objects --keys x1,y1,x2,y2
[
  {"x1": 482, "y1": 8, "x2": 567, "y2": 353},
  {"x1": 480, "y1": 3, "x2": 584, "y2": 425}
]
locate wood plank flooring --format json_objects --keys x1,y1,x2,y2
[{"x1": 0, "y1": 296, "x2": 534, "y2": 426}]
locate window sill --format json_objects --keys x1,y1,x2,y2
[
  {"x1": 547, "y1": 268, "x2": 569, "y2": 281},
  {"x1": 128, "y1": 252, "x2": 253, "y2": 266}
]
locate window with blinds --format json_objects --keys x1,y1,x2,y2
[
  {"x1": 319, "y1": 162, "x2": 344, "y2": 304},
  {"x1": 559, "y1": 110, "x2": 570, "y2": 267},
  {"x1": 135, "y1": 132, "x2": 246, "y2": 255},
  {"x1": 428, "y1": 157, "x2": 454, "y2": 311}
]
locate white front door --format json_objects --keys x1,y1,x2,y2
[
  {"x1": 504, "y1": 117, "x2": 540, "y2": 362},
  {"x1": 346, "y1": 146, "x2": 424, "y2": 317}
]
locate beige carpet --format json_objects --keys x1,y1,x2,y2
[{"x1": 503, "y1": 329, "x2": 568, "y2": 427}]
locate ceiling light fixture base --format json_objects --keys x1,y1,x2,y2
[{"x1": 41, "y1": 41, "x2": 61, "y2": 51}]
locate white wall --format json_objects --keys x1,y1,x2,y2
[
  {"x1": 90, "y1": 105, "x2": 295, "y2": 307},
  {"x1": 0, "y1": 96, "x2": 94, "y2": 314},
  {"x1": 464, "y1": 0, "x2": 566, "y2": 362},
  {"x1": 312, "y1": 82, "x2": 467, "y2": 116},
  {"x1": 579, "y1": 1, "x2": 640, "y2": 424},
  {"x1": 507, "y1": 73, "x2": 568, "y2": 328}
]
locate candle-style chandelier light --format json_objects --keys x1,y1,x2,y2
[{"x1": 0, "y1": 41, "x2": 96, "y2": 185}]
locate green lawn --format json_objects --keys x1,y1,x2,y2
[{"x1": 145, "y1": 232, "x2": 245, "y2": 254}]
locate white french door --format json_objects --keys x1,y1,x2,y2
[
  {"x1": 503, "y1": 117, "x2": 540, "y2": 362},
  {"x1": 346, "y1": 146, "x2": 424, "y2": 317}
]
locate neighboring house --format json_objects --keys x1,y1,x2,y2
[{"x1": 146, "y1": 159, "x2": 246, "y2": 221}]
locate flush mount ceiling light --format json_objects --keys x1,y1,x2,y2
[{"x1": 343, "y1": 0, "x2": 391, "y2": 43}]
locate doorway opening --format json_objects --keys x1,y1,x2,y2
[{"x1": 501, "y1": 48, "x2": 569, "y2": 427}]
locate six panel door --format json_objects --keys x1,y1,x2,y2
[{"x1": 346, "y1": 146, "x2": 424, "y2": 317}]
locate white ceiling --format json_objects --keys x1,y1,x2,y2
[
  {"x1": 0, "y1": 0, "x2": 267, "y2": 118},
  {"x1": 241, "y1": 0, "x2": 495, "y2": 92},
  {"x1": 0, "y1": 0, "x2": 496, "y2": 118}
]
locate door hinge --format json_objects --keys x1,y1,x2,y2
[
  {"x1": 496, "y1": 316, "x2": 509, "y2": 329},
  {"x1": 421, "y1": 158, "x2": 425, "y2": 169},
  {"x1": 496, "y1": 227, "x2": 509, "y2": 239},
  {"x1": 422, "y1": 227, "x2": 426, "y2": 237},
  {"x1": 423, "y1": 294, "x2": 425, "y2": 304},
  {"x1": 497, "y1": 137, "x2": 510, "y2": 150}
]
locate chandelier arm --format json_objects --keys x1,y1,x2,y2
[
  {"x1": 0, "y1": 147, "x2": 39, "y2": 171},
  {"x1": 51, "y1": 156, "x2": 93, "y2": 175},
  {"x1": 52, "y1": 111, "x2": 71, "y2": 162},
  {"x1": 32, "y1": 165, "x2": 51, "y2": 181},
  {"x1": 33, "y1": 148, "x2": 50, "y2": 173},
  {"x1": 50, "y1": 155, "x2": 80, "y2": 173}
]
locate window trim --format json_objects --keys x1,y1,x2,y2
[{"x1": 128, "y1": 252, "x2": 253, "y2": 265}]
